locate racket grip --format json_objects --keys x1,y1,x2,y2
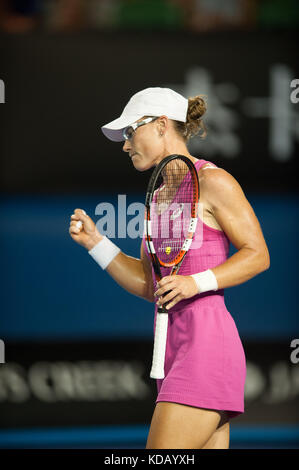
[{"x1": 150, "y1": 308, "x2": 169, "y2": 379}]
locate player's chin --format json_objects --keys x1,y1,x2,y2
[
  {"x1": 132, "y1": 159, "x2": 148, "y2": 172},
  {"x1": 132, "y1": 156, "x2": 154, "y2": 172}
]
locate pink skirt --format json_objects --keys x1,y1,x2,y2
[{"x1": 155, "y1": 291, "x2": 246, "y2": 419}]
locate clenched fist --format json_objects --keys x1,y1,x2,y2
[{"x1": 69, "y1": 208, "x2": 103, "y2": 251}]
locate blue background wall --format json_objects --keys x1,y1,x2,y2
[{"x1": 1, "y1": 193, "x2": 297, "y2": 341}]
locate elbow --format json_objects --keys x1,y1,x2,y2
[
  {"x1": 142, "y1": 283, "x2": 156, "y2": 303},
  {"x1": 258, "y1": 249, "x2": 270, "y2": 272},
  {"x1": 144, "y1": 294, "x2": 155, "y2": 303}
]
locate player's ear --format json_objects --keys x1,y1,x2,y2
[{"x1": 157, "y1": 116, "x2": 168, "y2": 135}]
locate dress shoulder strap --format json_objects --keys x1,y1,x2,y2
[{"x1": 195, "y1": 159, "x2": 219, "y2": 170}]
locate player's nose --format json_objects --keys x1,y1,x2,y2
[{"x1": 122, "y1": 139, "x2": 131, "y2": 153}]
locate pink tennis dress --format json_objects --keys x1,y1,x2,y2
[{"x1": 143, "y1": 158, "x2": 246, "y2": 419}]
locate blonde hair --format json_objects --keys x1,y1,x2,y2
[{"x1": 173, "y1": 95, "x2": 207, "y2": 142}]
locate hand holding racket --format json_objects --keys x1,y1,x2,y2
[
  {"x1": 144, "y1": 155, "x2": 200, "y2": 379},
  {"x1": 154, "y1": 274, "x2": 199, "y2": 310}
]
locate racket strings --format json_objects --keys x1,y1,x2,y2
[{"x1": 150, "y1": 160, "x2": 196, "y2": 264}]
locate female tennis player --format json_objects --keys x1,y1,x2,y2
[{"x1": 69, "y1": 87, "x2": 270, "y2": 449}]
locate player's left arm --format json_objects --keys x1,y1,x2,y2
[
  {"x1": 155, "y1": 167, "x2": 270, "y2": 309},
  {"x1": 200, "y1": 167, "x2": 270, "y2": 289}
]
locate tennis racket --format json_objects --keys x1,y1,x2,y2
[{"x1": 144, "y1": 154, "x2": 200, "y2": 379}]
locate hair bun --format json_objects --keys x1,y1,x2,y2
[
  {"x1": 188, "y1": 95, "x2": 207, "y2": 120},
  {"x1": 184, "y1": 95, "x2": 207, "y2": 140},
  {"x1": 172, "y1": 95, "x2": 207, "y2": 142}
]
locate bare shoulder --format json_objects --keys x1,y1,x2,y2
[
  {"x1": 198, "y1": 165, "x2": 246, "y2": 211},
  {"x1": 199, "y1": 165, "x2": 242, "y2": 189}
]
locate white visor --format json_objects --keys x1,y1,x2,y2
[{"x1": 101, "y1": 87, "x2": 188, "y2": 142}]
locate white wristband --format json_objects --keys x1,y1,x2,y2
[
  {"x1": 88, "y1": 236, "x2": 121, "y2": 270},
  {"x1": 190, "y1": 269, "x2": 218, "y2": 294}
]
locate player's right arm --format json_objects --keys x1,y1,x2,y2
[
  {"x1": 69, "y1": 208, "x2": 155, "y2": 303},
  {"x1": 105, "y1": 241, "x2": 155, "y2": 303}
]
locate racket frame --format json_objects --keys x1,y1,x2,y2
[{"x1": 144, "y1": 154, "x2": 200, "y2": 379}]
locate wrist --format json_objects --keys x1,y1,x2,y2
[
  {"x1": 85, "y1": 233, "x2": 104, "y2": 251},
  {"x1": 88, "y1": 236, "x2": 121, "y2": 270},
  {"x1": 190, "y1": 269, "x2": 218, "y2": 294}
]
